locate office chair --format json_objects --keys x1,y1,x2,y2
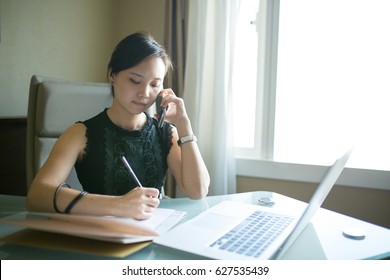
[{"x1": 26, "y1": 75, "x2": 113, "y2": 191}]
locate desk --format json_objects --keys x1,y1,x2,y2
[{"x1": 0, "y1": 192, "x2": 389, "y2": 260}]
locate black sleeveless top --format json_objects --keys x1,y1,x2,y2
[{"x1": 75, "y1": 108, "x2": 173, "y2": 195}]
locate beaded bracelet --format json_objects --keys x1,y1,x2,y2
[{"x1": 53, "y1": 183, "x2": 71, "y2": 213}]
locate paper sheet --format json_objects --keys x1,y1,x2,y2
[{"x1": 2, "y1": 208, "x2": 187, "y2": 244}]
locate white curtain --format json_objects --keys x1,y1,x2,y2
[{"x1": 183, "y1": 0, "x2": 241, "y2": 195}]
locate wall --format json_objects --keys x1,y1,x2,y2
[
  {"x1": 0, "y1": 0, "x2": 166, "y2": 118},
  {"x1": 0, "y1": 0, "x2": 116, "y2": 117},
  {"x1": 237, "y1": 176, "x2": 390, "y2": 229},
  {"x1": 115, "y1": 0, "x2": 165, "y2": 44}
]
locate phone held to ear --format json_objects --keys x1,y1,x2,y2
[{"x1": 155, "y1": 95, "x2": 166, "y2": 128}]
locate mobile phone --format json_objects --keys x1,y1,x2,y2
[{"x1": 155, "y1": 95, "x2": 166, "y2": 128}]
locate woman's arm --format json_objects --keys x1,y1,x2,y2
[
  {"x1": 26, "y1": 123, "x2": 159, "y2": 219},
  {"x1": 162, "y1": 89, "x2": 210, "y2": 199},
  {"x1": 168, "y1": 124, "x2": 210, "y2": 199}
]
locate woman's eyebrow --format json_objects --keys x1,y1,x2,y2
[
  {"x1": 129, "y1": 72, "x2": 162, "y2": 81},
  {"x1": 129, "y1": 72, "x2": 143, "y2": 78}
]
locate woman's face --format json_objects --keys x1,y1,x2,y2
[{"x1": 110, "y1": 56, "x2": 166, "y2": 115}]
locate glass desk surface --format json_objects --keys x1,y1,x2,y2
[{"x1": 0, "y1": 192, "x2": 389, "y2": 260}]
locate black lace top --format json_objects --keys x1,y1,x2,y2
[{"x1": 75, "y1": 108, "x2": 173, "y2": 195}]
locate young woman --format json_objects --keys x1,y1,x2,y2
[{"x1": 26, "y1": 32, "x2": 210, "y2": 220}]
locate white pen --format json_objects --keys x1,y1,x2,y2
[{"x1": 120, "y1": 155, "x2": 143, "y2": 187}]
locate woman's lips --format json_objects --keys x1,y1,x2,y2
[{"x1": 132, "y1": 101, "x2": 147, "y2": 110}]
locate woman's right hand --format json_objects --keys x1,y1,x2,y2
[{"x1": 116, "y1": 187, "x2": 160, "y2": 220}]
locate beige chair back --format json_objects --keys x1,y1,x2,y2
[{"x1": 26, "y1": 75, "x2": 113, "y2": 191}]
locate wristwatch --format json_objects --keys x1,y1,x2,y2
[{"x1": 177, "y1": 135, "x2": 197, "y2": 146}]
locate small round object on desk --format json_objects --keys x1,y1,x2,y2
[
  {"x1": 258, "y1": 197, "x2": 275, "y2": 206},
  {"x1": 342, "y1": 227, "x2": 366, "y2": 240}
]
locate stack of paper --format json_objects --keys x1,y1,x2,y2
[{"x1": 3, "y1": 208, "x2": 186, "y2": 244}]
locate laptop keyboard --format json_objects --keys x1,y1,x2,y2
[{"x1": 209, "y1": 210, "x2": 294, "y2": 258}]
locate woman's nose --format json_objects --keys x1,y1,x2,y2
[{"x1": 138, "y1": 85, "x2": 150, "y2": 98}]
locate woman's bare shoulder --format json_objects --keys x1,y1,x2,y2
[
  {"x1": 61, "y1": 122, "x2": 87, "y2": 138},
  {"x1": 55, "y1": 122, "x2": 87, "y2": 150}
]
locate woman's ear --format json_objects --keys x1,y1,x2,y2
[{"x1": 108, "y1": 69, "x2": 115, "y2": 83}]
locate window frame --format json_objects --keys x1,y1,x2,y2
[{"x1": 235, "y1": 0, "x2": 390, "y2": 191}]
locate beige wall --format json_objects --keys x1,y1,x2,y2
[
  {"x1": 115, "y1": 0, "x2": 165, "y2": 44},
  {"x1": 0, "y1": 0, "x2": 165, "y2": 118},
  {"x1": 237, "y1": 176, "x2": 390, "y2": 229}
]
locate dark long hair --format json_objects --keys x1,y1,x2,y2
[{"x1": 107, "y1": 32, "x2": 172, "y2": 94}]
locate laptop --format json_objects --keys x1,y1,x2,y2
[{"x1": 155, "y1": 149, "x2": 352, "y2": 259}]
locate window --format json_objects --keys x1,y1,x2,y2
[{"x1": 233, "y1": 0, "x2": 390, "y2": 188}]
